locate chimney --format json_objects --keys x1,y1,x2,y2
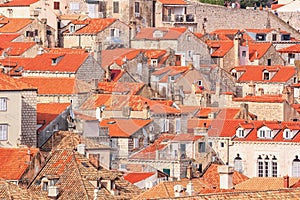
[
  {"x1": 218, "y1": 165, "x2": 234, "y2": 189},
  {"x1": 93, "y1": 188, "x2": 99, "y2": 200},
  {"x1": 26, "y1": 148, "x2": 32, "y2": 163},
  {"x1": 77, "y1": 144, "x2": 86, "y2": 155},
  {"x1": 91, "y1": 78, "x2": 99, "y2": 93},
  {"x1": 284, "y1": 175, "x2": 289, "y2": 188},
  {"x1": 186, "y1": 164, "x2": 193, "y2": 180},
  {"x1": 174, "y1": 185, "x2": 184, "y2": 197},
  {"x1": 37, "y1": 47, "x2": 44, "y2": 55},
  {"x1": 95, "y1": 41, "x2": 102, "y2": 64},
  {"x1": 48, "y1": 186, "x2": 59, "y2": 199},
  {"x1": 248, "y1": 80, "x2": 256, "y2": 96},
  {"x1": 186, "y1": 181, "x2": 194, "y2": 196},
  {"x1": 234, "y1": 31, "x2": 242, "y2": 66}
]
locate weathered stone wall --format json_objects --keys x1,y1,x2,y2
[
  {"x1": 187, "y1": 1, "x2": 300, "y2": 39},
  {"x1": 21, "y1": 90, "x2": 37, "y2": 147},
  {"x1": 258, "y1": 45, "x2": 285, "y2": 66},
  {"x1": 75, "y1": 55, "x2": 105, "y2": 83}
]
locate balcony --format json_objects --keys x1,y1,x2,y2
[{"x1": 163, "y1": 14, "x2": 195, "y2": 23}]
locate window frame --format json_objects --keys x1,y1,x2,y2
[
  {"x1": 113, "y1": 1, "x2": 119, "y2": 13},
  {"x1": 0, "y1": 98, "x2": 7, "y2": 111},
  {"x1": 0, "y1": 124, "x2": 8, "y2": 141},
  {"x1": 134, "y1": 2, "x2": 140, "y2": 13},
  {"x1": 198, "y1": 142, "x2": 206, "y2": 153},
  {"x1": 54, "y1": 2, "x2": 60, "y2": 10}
]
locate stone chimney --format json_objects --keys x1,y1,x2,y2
[
  {"x1": 186, "y1": 181, "x2": 194, "y2": 196},
  {"x1": 186, "y1": 164, "x2": 193, "y2": 180},
  {"x1": 282, "y1": 85, "x2": 294, "y2": 105},
  {"x1": 218, "y1": 165, "x2": 234, "y2": 189},
  {"x1": 91, "y1": 78, "x2": 99, "y2": 93},
  {"x1": 234, "y1": 31, "x2": 242, "y2": 66},
  {"x1": 248, "y1": 80, "x2": 256, "y2": 96},
  {"x1": 284, "y1": 175, "x2": 289, "y2": 188},
  {"x1": 77, "y1": 144, "x2": 86, "y2": 155},
  {"x1": 174, "y1": 185, "x2": 184, "y2": 197},
  {"x1": 26, "y1": 148, "x2": 32, "y2": 163}
]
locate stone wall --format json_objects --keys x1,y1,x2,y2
[
  {"x1": 258, "y1": 45, "x2": 285, "y2": 66},
  {"x1": 21, "y1": 90, "x2": 37, "y2": 147},
  {"x1": 187, "y1": 1, "x2": 300, "y2": 39}
]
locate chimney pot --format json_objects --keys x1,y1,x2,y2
[{"x1": 284, "y1": 175, "x2": 289, "y2": 188}]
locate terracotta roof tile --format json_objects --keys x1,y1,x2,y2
[
  {"x1": 248, "y1": 42, "x2": 272, "y2": 61},
  {"x1": 172, "y1": 133, "x2": 203, "y2": 141},
  {"x1": 37, "y1": 103, "x2": 70, "y2": 132},
  {"x1": 233, "y1": 65, "x2": 296, "y2": 82},
  {"x1": 124, "y1": 172, "x2": 155, "y2": 184},
  {"x1": 0, "y1": 17, "x2": 33, "y2": 32},
  {"x1": 272, "y1": 4, "x2": 285, "y2": 10},
  {"x1": 100, "y1": 118, "x2": 152, "y2": 137},
  {"x1": 0, "y1": 148, "x2": 39, "y2": 180},
  {"x1": 0, "y1": 72, "x2": 36, "y2": 90},
  {"x1": 233, "y1": 94, "x2": 285, "y2": 103},
  {"x1": 101, "y1": 48, "x2": 141, "y2": 68},
  {"x1": 143, "y1": 49, "x2": 167, "y2": 59},
  {"x1": 0, "y1": 0, "x2": 38, "y2": 7},
  {"x1": 158, "y1": 0, "x2": 187, "y2": 4},
  {"x1": 65, "y1": 18, "x2": 117, "y2": 34},
  {"x1": 235, "y1": 177, "x2": 300, "y2": 191},
  {"x1": 278, "y1": 44, "x2": 300, "y2": 53},
  {"x1": 98, "y1": 81, "x2": 144, "y2": 95},
  {"x1": 135, "y1": 27, "x2": 187, "y2": 40},
  {"x1": 19, "y1": 77, "x2": 91, "y2": 95}
]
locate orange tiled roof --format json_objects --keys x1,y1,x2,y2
[
  {"x1": 130, "y1": 134, "x2": 175, "y2": 159},
  {"x1": 0, "y1": 148, "x2": 39, "y2": 180},
  {"x1": 19, "y1": 77, "x2": 90, "y2": 95},
  {"x1": 37, "y1": 103, "x2": 70, "y2": 132},
  {"x1": 172, "y1": 133, "x2": 203, "y2": 141},
  {"x1": 100, "y1": 118, "x2": 152, "y2": 137},
  {"x1": 233, "y1": 94, "x2": 285, "y2": 103},
  {"x1": 0, "y1": 0, "x2": 38, "y2": 7},
  {"x1": 202, "y1": 164, "x2": 249, "y2": 188},
  {"x1": 235, "y1": 177, "x2": 300, "y2": 191},
  {"x1": 0, "y1": 33, "x2": 20, "y2": 41},
  {"x1": 101, "y1": 48, "x2": 141, "y2": 68},
  {"x1": 0, "y1": 73, "x2": 36, "y2": 91},
  {"x1": 246, "y1": 29, "x2": 274, "y2": 34},
  {"x1": 0, "y1": 17, "x2": 33, "y2": 32},
  {"x1": 158, "y1": 0, "x2": 187, "y2": 5},
  {"x1": 271, "y1": 4, "x2": 285, "y2": 10},
  {"x1": 124, "y1": 172, "x2": 155, "y2": 184},
  {"x1": 194, "y1": 32, "x2": 204, "y2": 39},
  {"x1": 3, "y1": 49, "x2": 90, "y2": 73},
  {"x1": 65, "y1": 18, "x2": 117, "y2": 34},
  {"x1": 278, "y1": 44, "x2": 300, "y2": 53},
  {"x1": 80, "y1": 94, "x2": 180, "y2": 114},
  {"x1": 233, "y1": 65, "x2": 296, "y2": 82},
  {"x1": 0, "y1": 41, "x2": 36, "y2": 56},
  {"x1": 98, "y1": 81, "x2": 144, "y2": 95},
  {"x1": 248, "y1": 42, "x2": 271, "y2": 61},
  {"x1": 135, "y1": 27, "x2": 187, "y2": 40},
  {"x1": 143, "y1": 49, "x2": 167, "y2": 59},
  {"x1": 207, "y1": 40, "x2": 233, "y2": 57}
]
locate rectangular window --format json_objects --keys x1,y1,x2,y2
[
  {"x1": 267, "y1": 59, "x2": 271, "y2": 66},
  {"x1": 54, "y1": 2, "x2": 60, "y2": 10},
  {"x1": 160, "y1": 119, "x2": 169, "y2": 133},
  {"x1": 242, "y1": 51, "x2": 246, "y2": 57},
  {"x1": 220, "y1": 142, "x2": 224, "y2": 148},
  {"x1": 198, "y1": 142, "x2": 206, "y2": 153},
  {"x1": 135, "y1": 2, "x2": 140, "y2": 13},
  {"x1": 0, "y1": 124, "x2": 8, "y2": 141},
  {"x1": 272, "y1": 34, "x2": 277, "y2": 41},
  {"x1": 265, "y1": 161, "x2": 269, "y2": 177},
  {"x1": 133, "y1": 138, "x2": 139, "y2": 149},
  {"x1": 258, "y1": 160, "x2": 263, "y2": 177},
  {"x1": 175, "y1": 118, "x2": 181, "y2": 133},
  {"x1": 0, "y1": 98, "x2": 7, "y2": 111},
  {"x1": 113, "y1": 1, "x2": 119, "y2": 13},
  {"x1": 70, "y1": 3, "x2": 80, "y2": 10},
  {"x1": 34, "y1": 29, "x2": 38, "y2": 37},
  {"x1": 272, "y1": 162, "x2": 277, "y2": 177},
  {"x1": 110, "y1": 28, "x2": 120, "y2": 37}
]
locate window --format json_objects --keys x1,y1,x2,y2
[
  {"x1": 267, "y1": 59, "x2": 271, "y2": 66},
  {"x1": 197, "y1": 80, "x2": 202, "y2": 86},
  {"x1": 187, "y1": 35, "x2": 191, "y2": 41},
  {"x1": 175, "y1": 118, "x2": 181, "y2": 133},
  {"x1": 272, "y1": 34, "x2": 277, "y2": 41},
  {"x1": 54, "y1": 2, "x2": 60, "y2": 10},
  {"x1": 237, "y1": 129, "x2": 244, "y2": 137},
  {"x1": 133, "y1": 138, "x2": 139, "y2": 149},
  {"x1": 135, "y1": 2, "x2": 140, "y2": 13},
  {"x1": 26, "y1": 31, "x2": 34, "y2": 37},
  {"x1": 258, "y1": 156, "x2": 264, "y2": 177},
  {"x1": 69, "y1": 24, "x2": 75, "y2": 33},
  {"x1": 160, "y1": 119, "x2": 169, "y2": 133},
  {"x1": 188, "y1": 50, "x2": 193, "y2": 58},
  {"x1": 113, "y1": 1, "x2": 119, "y2": 13},
  {"x1": 0, "y1": 124, "x2": 8, "y2": 140},
  {"x1": 263, "y1": 71, "x2": 270, "y2": 80},
  {"x1": 110, "y1": 28, "x2": 120, "y2": 37},
  {"x1": 198, "y1": 142, "x2": 206, "y2": 153},
  {"x1": 0, "y1": 98, "x2": 7, "y2": 111},
  {"x1": 284, "y1": 129, "x2": 292, "y2": 139},
  {"x1": 151, "y1": 59, "x2": 157, "y2": 66},
  {"x1": 220, "y1": 142, "x2": 224, "y2": 148},
  {"x1": 256, "y1": 34, "x2": 266, "y2": 41},
  {"x1": 257, "y1": 155, "x2": 277, "y2": 177},
  {"x1": 292, "y1": 156, "x2": 300, "y2": 177},
  {"x1": 242, "y1": 51, "x2": 246, "y2": 57},
  {"x1": 258, "y1": 127, "x2": 272, "y2": 139},
  {"x1": 234, "y1": 154, "x2": 243, "y2": 173},
  {"x1": 281, "y1": 34, "x2": 290, "y2": 41},
  {"x1": 272, "y1": 156, "x2": 277, "y2": 177},
  {"x1": 52, "y1": 58, "x2": 58, "y2": 65}
]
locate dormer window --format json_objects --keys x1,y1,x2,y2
[
  {"x1": 256, "y1": 34, "x2": 266, "y2": 41},
  {"x1": 281, "y1": 34, "x2": 290, "y2": 41},
  {"x1": 151, "y1": 59, "x2": 158, "y2": 67},
  {"x1": 153, "y1": 30, "x2": 164, "y2": 38},
  {"x1": 284, "y1": 129, "x2": 292, "y2": 139},
  {"x1": 231, "y1": 69, "x2": 237, "y2": 79},
  {"x1": 197, "y1": 80, "x2": 202, "y2": 86},
  {"x1": 263, "y1": 70, "x2": 270, "y2": 80},
  {"x1": 258, "y1": 126, "x2": 272, "y2": 139},
  {"x1": 69, "y1": 24, "x2": 75, "y2": 33},
  {"x1": 52, "y1": 58, "x2": 58, "y2": 65},
  {"x1": 169, "y1": 76, "x2": 175, "y2": 82},
  {"x1": 236, "y1": 127, "x2": 245, "y2": 138}
]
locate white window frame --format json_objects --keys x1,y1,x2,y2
[
  {"x1": 292, "y1": 156, "x2": 300, "y2": 177},
  {"x1": 133, "y1": 138, "x2": 139, "y2": 149},
  {"x1": 234, "y1": 154, "x2": 243, "y2": 173},
  {"x1": 70, "y1": 2, "x2": 80, "y2": 10},
  {"x1": 257, "y1": 155, "x2": 277, "y2": 177},
  {"x1": 284, "y1": 129, "x2": 292, "y2": 139},
  {"x1": 151, "y1": 59, "x2": 158, "y2": 66},
  {"x1": 110, "y1": 28, "x2": 120, "y2": 37},
  {"x1": 175, "y1": 118, "x2": 181, "y2": 133},
  {"x1": 160, "y1": 119, "x2": 169, "y2": 133},
  {"x1": 0, "y1": 124, "x2": 8, "y2": 141},
  {"x1": 0, "y1": 98, "x2": 7, "y2": 111}
]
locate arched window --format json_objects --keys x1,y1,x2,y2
[
  {"x1": 234, "y1": 154, "x2": 243, "y2": 173},
  {"x1": 257, "y1": 155, "x2": 263, "y2": 177},
  {"x1": 272, "y1": 156, "x2": 277, "y2": 177},
  {"x1": 257, "y1": 155, "x2": 277, "y2": 177},
  {"x1": 292, "y1": 156, "x2": 300, "y2": 177}
]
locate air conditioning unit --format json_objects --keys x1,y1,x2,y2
[{"x1": 135, "y1": 13, "x2": 140, "y2": 17}]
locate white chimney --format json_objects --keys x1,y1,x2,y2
[
  {"x1": 48, "y1": 185, "x2": 59, "y2": 198},
  {"x1": 174, "y1": 185, "x2": 184, "y2": 197},
  {"x1": 218, "y1": 165, "x2": 234, "y2": 189},
  {"x1": 93, "y1": 188, "x2": 99, "y2": 200},
  {"x1": 186, "y1": 181, "x2": 194, "y2": 196},
  {"x1": 77, "y1": 144, "x2": 86, "y2": 155}
]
